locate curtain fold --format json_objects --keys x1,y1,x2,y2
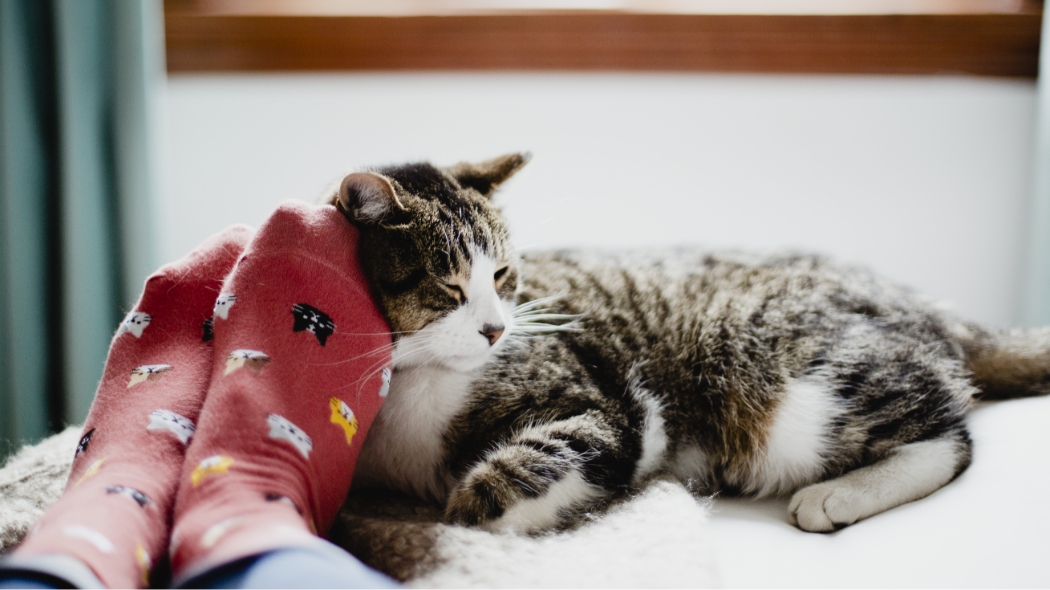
[
  {"x1": 0, "y1": 0, "x2": 162, "y2": 460},
  {"x1": 1022, "y1": 5, "x2": 1050, "y2": 326},
  {"x1": 0, "y1": 0, "x2": 59, "y2": 458}
]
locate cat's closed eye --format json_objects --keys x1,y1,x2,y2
[
  {"x1": 494, "y1": 266, "x2": 509, "y2": 285},
  {"x1": 442, "y1": 283, "x2": 467, "y2": 304}
]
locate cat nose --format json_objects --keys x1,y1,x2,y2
[{"x1": 480, "y1": 324, "x2": 505, "y2": 346}]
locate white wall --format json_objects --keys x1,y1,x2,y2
[{"x1": 163, "y1": 73, "x2": 1035, "y2": 327}]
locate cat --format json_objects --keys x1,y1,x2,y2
[{"x1": 329, "y1": 154, "x2": 1050, "y2": 533}]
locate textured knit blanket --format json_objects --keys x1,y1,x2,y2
[{"x1": 0, "y1": 428, "x2": 719, "y2": 587}]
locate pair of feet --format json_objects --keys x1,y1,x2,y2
[{"x1": 5, "y1": 203, "x2": 392, "y2": 588}]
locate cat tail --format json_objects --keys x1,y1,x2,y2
[{"x1": 956, "y1": 322, "x2": 1050, "y2": 400}]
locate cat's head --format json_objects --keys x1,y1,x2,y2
[{"x1": 333, "y1": 153, "x2": 529, "y2": 372}]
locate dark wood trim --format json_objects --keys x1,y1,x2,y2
[{"x1": 164, "y1": 1, "x2": 1043, "y2": 77}]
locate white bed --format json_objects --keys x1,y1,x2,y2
[
  {"x1": 708, "y1": 394, "x2": 1050, "y2": 588},
  {"x1": 3, "y1": 394, "x2": 1046, "y2": 587}
]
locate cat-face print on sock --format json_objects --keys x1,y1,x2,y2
[
  {"x1": 75, "y1": 428, "x2": 96, "y2": 458},
  {"x1": 76, "y1": 458, "x2": 105, "y2": 486},
  {"x1": 128, "y1": 364, "x2": 173, "y2": 388},
  {"x1": 213, "y1": 293, "x2": 236, "y2": 320},
  {"x1": 135, "y1": 542, "x2": 152, "y2": 586},
  {"x1": 106, "y1": 485, "x2": 152, "y2": 508},
  {"x1": 379, "y1": 367, "x2": 392, "y2": 398},
  {"x1": 201, "y1": 516, "x2": 244, "y2": 549},
  {"x1": 225, "y1": 349, "x2": 270, "y2": 375},
  {"x1": 147, "y1": 409, "x2": 195, "y2": 444},
  {"x1": 63, "y1": 525, "x2": 114, "y2": 554},
  {"x1": 291, "y1": 303, "x2": 336, "y2": 346},
  {"x1": 191, "y1": 455, "x2": 234, "y2": 487},
  {"x1": 264, "y1": 492, "x2": 302, "y2": 515},
  {"x1": 118, "y1": 311, "x2": 152, "y2": 338},
  {"x1": 329, "y1": 397, "x2": 359, "y2": 445},
  {"x1": 267, "y1": 414, "x2": 313, "y2": 459}
]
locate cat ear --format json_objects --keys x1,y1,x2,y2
[
  {"x1": 447, "y1": 152, "x2": 531, "y2": 198},
  {"x1": 337, "y1": 172, "x2": 405, "y2": 226}
]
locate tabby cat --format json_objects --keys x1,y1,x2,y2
[{"x1": 330, "y1": 154, "x2": 1050, "y2": 534}]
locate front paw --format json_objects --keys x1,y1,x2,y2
[{"x1": 444, "y1": 464, "x2": 522, "y2": 529}]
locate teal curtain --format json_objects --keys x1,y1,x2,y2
[
  {"x1": 0, "y1": 0, "x2": 163, "y2": 459},
  {"x1": 1023, "y1": 5, "x2": 1050, "y2": 326}
]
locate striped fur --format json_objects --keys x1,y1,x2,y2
[{"x1": 332, "y1": 155, "x2": 1050, "y2": 533}]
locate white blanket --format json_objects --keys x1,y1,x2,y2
[{"x1": 0, "y1": 428, "x2": 720, "y2": 587}]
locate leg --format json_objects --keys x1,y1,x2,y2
[
  {"x1": 4, "y1": 226, "x2": 252, "y2": 588},
  {"x1": 169, "y1": 203, "x2": 393, "y2": 584},
  {"x1": 444, "y1": 410, "x2": 623, "y2": 534},
  {"x1": 0, "y1": 554, "x2": 106, "y2": 589},
  {"x1": 789, "y1": 434, "x2": 971, "y2": 532},
  {"x1": 0, "y1": 577, "x2": 55, "y2": 589},
  {"x1": 178, "y1": 540, "x2": 398, "y2": 589}
]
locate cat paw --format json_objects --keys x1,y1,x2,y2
[
  {"x1": 443, "y1": 465, "x2": 521, "y2": 529},
  {"x1": 788, "y1": 481, "x2": 862, "y2": 533}
]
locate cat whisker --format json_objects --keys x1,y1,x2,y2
[
  {"x1": 386, "y1": 339, "x2": 445, "y2": 371},
  {"x1": 505, "y1": 332, "x2": 550, "y2": 340},
  {"x1": 513, "y1": 313, "x2": 582, "y2": 322},
  {"x1": 515, "y1": 303, "x2": 578, "y2": 311},
  {"x1": 512, "y1": 326, "x2": 581, "y2": 334},
  {"x1": 308, "y1": 340, "x2": 396, "y2": 367},
  {"x1": 512, "y1": 294, "x2": 566, "y2": 312},
  {"x1": 511, "y1": 294, "x2": 584, "y2": 337},
  {"x1": 339, "y1": 329, "x2": 419, "y2": 337},
  {"x1": 385, "y1": 346, "x2": 448, "y2": 376},
  {"x1": 336, "y1": 350, "x2": 403, "y2": 395},
  {"x1": 512, "y1": 320, "x2": 584, "y2": 334},
  {"x1": 512, "y1": 306, "x2": 576, "y2": 316}
]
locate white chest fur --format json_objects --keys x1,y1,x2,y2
[{"x1": 353, "y1": 365, "x2": 476, "y2": 501}]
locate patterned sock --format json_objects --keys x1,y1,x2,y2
[
  {"x1": 9, "y1": 226, "x2": 254, "y2": 588},
  {"x1": 167, "y1": 202, "x2": 392, "y2": 584}
]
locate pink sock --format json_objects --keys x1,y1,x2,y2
[
  {"x1": 168, "y1": 202, "x2": 392, "y2": 583},
  {"x1": 11, "y1": 226, "x2": 253, "y2": 588}
]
